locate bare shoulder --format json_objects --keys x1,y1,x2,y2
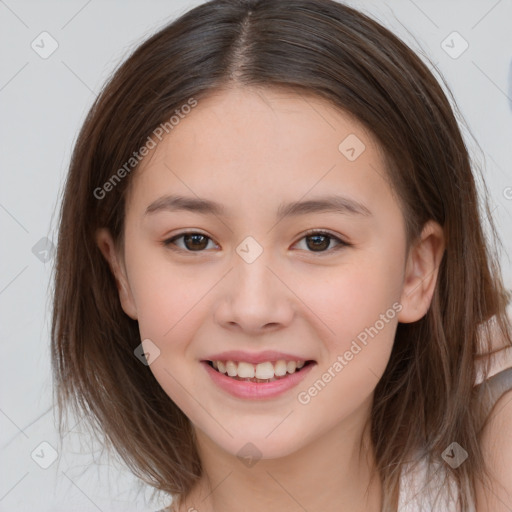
[
  {"x1": 474, "y1": 308, "x2": 512, "y2": 510},
  {"x1": 475, "y1": 311, "x2": 512, "y2": 384},
  {"x1": 475, "y1": 387, "x2": 512, "y2": 511}
]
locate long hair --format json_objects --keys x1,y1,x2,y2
[{"x1": 50, "y1": 0, "x2": 512, "y2": 509}]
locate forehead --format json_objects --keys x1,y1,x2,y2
[{"x1": 127, "y1": 86, "x2": 396, "y2": 221}]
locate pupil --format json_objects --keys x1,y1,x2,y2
[
  {"x1": 308, "y1": 235, "x2": 329, "y2": 251},
  {"x1": 185, "y1": 234, "x2": 208, "y2": 250}
]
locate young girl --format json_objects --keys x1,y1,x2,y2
[{"x1": 51, "y1": 0, "x2": 512, "y2": 511}]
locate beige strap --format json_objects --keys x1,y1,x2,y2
[{"x1": 474, "y1": 367, "x2": 512, "y2": 432}]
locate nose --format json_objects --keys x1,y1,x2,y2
[{"x1": 213, "y1": 250, "x2": 295, "y2": 335}]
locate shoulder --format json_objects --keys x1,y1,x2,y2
[
  {"x1": 474, "y1": 306, "x2": 512, "y2": 384},
  {"x1": 473, "y1": 309, "x2": 512, "y2": 511},
  {"x1": 474, "y1": 310, "x2": 512, "y2": 510},
  {"x1": 475, "y1": 386, "x2": 512, "y2": 511}
]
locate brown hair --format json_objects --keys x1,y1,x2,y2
[{"x1": 51, "y1": 0, "x2": 512, "y2": 509}]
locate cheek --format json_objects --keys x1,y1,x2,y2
[
  {"x1": 128, "y1": 256, "x2": 212, "y2": 421},
  {"x1": 296, "y1": 309, "x2": 398, "y2": 426},
  {"x1": 295, "y1": 246, "x2": 403, "y2": 403},
  {"x1": 124, "y1": 241, "x2": 207, "y2": 340},
  {"x1": 301, "y1": 247, "x2": 404, "y2": 347}
]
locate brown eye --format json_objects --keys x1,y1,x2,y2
[
  {"x1": 163, "y1": 230, "x2": 349, "y2": 255},
  {"x1": 306, "y1": 233, "x2": 331, "y2": 251},
  {"x1": 294, "y1": 230, "x2": 349, "y2": 254},
  {"x1": 163, "y1": 232, "x2": 216, "y2": 252}
]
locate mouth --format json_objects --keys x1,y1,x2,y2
[{"x1": 204, "y1": 359, "x2": 316, "y2": 383}]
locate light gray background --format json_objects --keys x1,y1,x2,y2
[{"x1": 1, "y1": 0, "x2": 511, "y2": 510}]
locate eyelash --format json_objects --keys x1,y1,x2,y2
[{"x1": 162, "y1": 229, "x2": 350, "y2": 255}]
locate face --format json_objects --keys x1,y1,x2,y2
[{"x1": 97, "y1": 86, "x2": 444, "y2": 460}]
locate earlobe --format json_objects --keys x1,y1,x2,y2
[
  {"x1": 397, "y1": 220, "x2": 445, "y2": 324},
  {"x1": 95, "y1": 228, "x2": 138, "y2": 320}
]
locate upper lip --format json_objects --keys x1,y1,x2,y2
[{"x1": 203, "y1": 350, "x2": 313, "y2": 364}]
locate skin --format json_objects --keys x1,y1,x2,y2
[{"x1": 97, "y1": 86, "x2": 445, "y2": 512}]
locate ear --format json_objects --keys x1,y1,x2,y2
[
  {"x1": 397, "y1": 220, "x2": 445, "y2": 323},
  {"x1": 95, "y1": 228, "x2": 138, "y2": 320}
]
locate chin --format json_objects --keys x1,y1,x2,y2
[{"x1": 198, "y1": 422, "x2": 310, "y2": 462}]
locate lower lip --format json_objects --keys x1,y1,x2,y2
[{"x1": 202, "y1": 361, "x2": 315, "y2": 400}]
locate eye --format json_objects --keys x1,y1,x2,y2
[
  {"x1": 163, "y1": 232, "x2": 218, "y2": 252},
  {"x1": 293, "y1": 229, "x2": 350, "y2": 254},
  {"x1": 163, "y1": 230, "x2": 349, "y2": 254}
]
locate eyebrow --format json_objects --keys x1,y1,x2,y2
[{"x1": 144, "y1": 194, "x2": 372, "y2": 218}]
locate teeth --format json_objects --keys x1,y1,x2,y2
[
  {"x1": 211, "y1": 359, "x2": 308, "y2": 380},
  {"x1": 237, "y1": 361, "x2": 255, "y2": 378},
  {"x1": 255, "y1": 362, "x2": 274, "y2": 379},
  {"x1": 225, "y1": 361, "x2": 237, "y2": 377},
  {"x1": 274, "y1": 360, "x2": 288, "y2": 377}
]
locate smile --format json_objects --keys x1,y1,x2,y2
[
  {"x1": 207, "y1": 359, "x2": 313, "y2": 382},
  {"x1": 202, "y1": 359, "x2": 316, "y2": 400}
]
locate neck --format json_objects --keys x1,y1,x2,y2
[{"x1": 178, "y1": 395, "x2": 382, "y2": 512}]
